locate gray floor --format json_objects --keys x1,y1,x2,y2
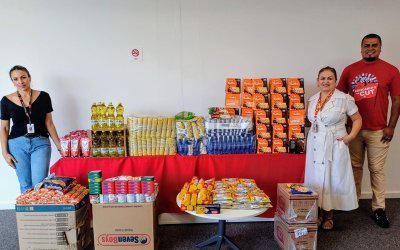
[{"x1": 1, "y1": 199, "x2": 399, "y2": 250}]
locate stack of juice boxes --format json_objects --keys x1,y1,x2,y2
[{"x1": 274, "y1": 183, "x2": 318, "y2": 250}]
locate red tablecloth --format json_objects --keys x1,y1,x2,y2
[{"x1": 50, "y1": 154, "x2": 305, "y2": 218}]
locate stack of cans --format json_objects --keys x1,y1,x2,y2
[
  {"x1": 127, "y1": 178, "x2": 143, "y2": 202},
  {"x1": 101, "y1": 180, "x2": 117, "y2": 203},
  {"x1": 88, "y1": 170, "x2": 102, "y2": 203},
  {"x1": 142, "y1": 176, "x2": 156, "y2": 202},
  {"x1": 115, "y1": 180, "x2": 128, "y2": 203}
]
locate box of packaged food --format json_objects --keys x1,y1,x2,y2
[
  {"x1": 257, "y1": 138, "x2": 272, "y2": 154},
  {"x1": 270, "y1": 78, "x2": 287, "y2": 94},
  {"x1": 276, "y1": 183, "x2": 318, "y2": 224},
  {"x1": 288, "y1": 110, "x2": 305, "y2": 125},
  {"x1": 274, "y1": 213, "x2": 317, "y2": 250},
  {"x1": 16, "y1": 198, "x2": 92, "y2": 250},
  {"x1": 196, "y1": 204, "x2": 221, "y2": 214},
  {"x1": 287, "y1": 78, "x2": 304, "y2": 96}
]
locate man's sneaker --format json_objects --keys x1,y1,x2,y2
[{"x1": 373, "y1": 208, "x2": 390, "y2": 228}]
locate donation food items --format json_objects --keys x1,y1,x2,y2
[
  {"x1": 205, "y1": 114, "x2": 256, "y2": 154},
  {"x1": 178, "y1": 176, "x2": 272, "y2": 214},
  {"x1": 16, "y1": 174, "x2": 89, "y2": 205},
  {"x1": 127, "y1": 116, "x2": 176, "y2": 156},
  {"x1": 88, "y1": 171, "x2": 158, "y2": 204},
  {"x1": 60, "y1": 130, "x2": 91, "y2": 157},
  {"x1": 91, "y1": 102, "x2": 125, "y2": 131},
  {"x1": 176, "y1": 112, "x2": 207, "y2": 156}
]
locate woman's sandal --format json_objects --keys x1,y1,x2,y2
[
  {"x1": 322, "y1": 218, "x2": 334, "y2": 230},
  {"x1": 317, "y1": 208, "x2": 324, "y2": 227}
]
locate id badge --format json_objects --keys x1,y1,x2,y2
[
  {"x1": 312, "y1": 122, "x2": 318, "y2": 133},
  {"x1": 27, "y1": 124, "x2": 35, "y2": 134}
]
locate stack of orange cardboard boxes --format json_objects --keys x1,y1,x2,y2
[
  {"x1": 274, "y1": 183, "x2": 318, "y2": 250},
  {"x1": 270, "y1": 78, "x2": 288, "y2": 153},
  {"x1": 287, "y1": 78, "x2": 306, "y2": 154},
  {"x1": 224, "y1": 78, "x2": 241, "y2": 116}
]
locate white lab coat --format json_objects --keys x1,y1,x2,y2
[{"x1": 305, "y1": 89, "x2": 358, "y2": 211}]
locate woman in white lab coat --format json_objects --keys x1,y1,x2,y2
[{"x1": 305, "y1": 66, "x2": 362, "y2": 230}]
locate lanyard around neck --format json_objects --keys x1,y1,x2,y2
[
  {"x1": 314, "y1": 90, "x2": 334, "y2": 118},
  {"x1": 17, "y1": 89, "x2": 33, "y2": 124}
]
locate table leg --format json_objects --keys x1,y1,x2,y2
[{"x1": 196, "y1": 220, "x2": 241, "y2": 250}]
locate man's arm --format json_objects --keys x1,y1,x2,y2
[
  {"x1": 381, "y1": 96, "x2": 400, "y2": 143},
  {"x1": 337, "y1": 67, "x2": 349, "y2": 93}
]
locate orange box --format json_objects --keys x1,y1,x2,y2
[
  {"x1": 270, "y1": 78, "x2": 287, "y2": 94},
  {"x1": 253, "y1": 78, "x2": 269, "y2": 93},
  {"x1": 271, "y1": 93, "x2": 288, "y2": 110},
  {"x1": 256, "y1": 123, "x2": 272, "y2": 139},
  {"x1": 276, "y1": 183, "x2": 318, "y2": 224},
  {"x1": 273, "y1": 124, "x2": 288, "y2": 140},
  {"x1": 274, "y1": 214, "x2": 318, "y2": 250},
  {"x1": 271, "y1": 109, "x2": 287, "y2": 125},
  {"x1": 254, "y1": 93, "x2": 270, "y2": 110},
  {"x1": 287, "y1": 78, "x2": 304, "y2": 96},
  {"x1": 254, "y1": 109, "x2": 271, "y2": 124},
  {"x1": 288, "y1": 110, "x2": 305, "y2": 125},
  {"x1": 242, "y1": 78, "x2": 254, "y2": 95},
  {"x1": 225, "y1": 93, "x2": 241, "y2": 108},
  {"x1": 272, "y1": 138, "x2": 287, "y2": 153},
  {"x1": 241, "y1": 92, "x2": 254, "y2": 109},
  {"x1": 288, "y1": 94, "x2": 305, "y2": 110},
  {"x1": 288, "y1": 125, "x2": 305, "y2": 140},
  {"x1": 241, "y1": 107, "x2": 254, "y2": 117},
  {"x1": 257, "y1": 138, "x2": 272, "y2": 154},
  {"x1": 225, "y1": 78, "x2": 241, "y2": 93}
]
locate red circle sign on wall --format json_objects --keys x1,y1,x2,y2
[{"x1": 132, "y1": 49, "x2": 140, "y2": 58}]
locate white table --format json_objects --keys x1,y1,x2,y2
[{"x1": 176, "y1": 195, "x2": 268, "y2": 250}]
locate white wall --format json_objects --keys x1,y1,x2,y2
[{"x1": 1, "y1": 0, "x2": 399, "y2": 209}]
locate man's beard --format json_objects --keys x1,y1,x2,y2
[{"x1": 364, "y1": 56, "x2": 378, "y2": 62}]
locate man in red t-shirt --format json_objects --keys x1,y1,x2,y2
[{"x1": 337, "y1": 34, "x2": 400, "y2": 228}]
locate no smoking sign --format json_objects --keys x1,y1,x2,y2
[{"x1": 131, "y1": 48, "x2": 143, "y2": 61}]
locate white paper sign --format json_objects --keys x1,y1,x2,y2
[{"x1": 294, "y1": 227, "x2": 308, "y2": 238}]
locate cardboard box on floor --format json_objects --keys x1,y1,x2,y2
[
  {"x1": 15, "y1": 198, "x2": 92, "y2": 250},
  {"x1": 276, "y1": 183, "x2": 318, "y2": 224},
  {"x1": 274, "y1": 214, "x2": 317, "y2": 250},
  {"x1": 92, "y1": 201, "x2": 157, "y2": 250}
]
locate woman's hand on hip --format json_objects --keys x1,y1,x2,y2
[{"x1": 337, "y1": 135, "x2": 354, "y2": 145}]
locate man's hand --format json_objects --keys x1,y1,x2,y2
[{"x1": 381, "y1": 127, "x2": 395, "y2": 144}]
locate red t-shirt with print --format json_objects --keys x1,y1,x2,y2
[{"x1": 337, "y1": 59, "x2": 400, "y2": 130}]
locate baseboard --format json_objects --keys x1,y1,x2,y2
[
  {"x1": 360, "y1": 191, "x2": 400, "y2": 199},
  {"x1": 0, "y1": 202, "x2": 15, "y2": 210}
]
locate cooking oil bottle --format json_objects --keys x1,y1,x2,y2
[
  {"x1": 100, "y1": 131, "x2": 109, "y2": 157},
  {"x1": 108, "y1": 132, "x2": 117, "y2": 157},
  {"x1": 116, "y1": 131, "x2": 125, "y2": 157},
  {"x1": 106, "y1": 102, "x2": 115, "y2": 131},
  {"x1": 115, "y1": 102, "x2": 124, "y2": 131},
  {"x1": 98, "y1": 102, "x2": 107, "y2": 131},
  {"x1": 92, "y1": 131, "x2": 101, "y2": 157},
  {"x1": 91, "y1": 102, "x2": 99, "y2": 131}
]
